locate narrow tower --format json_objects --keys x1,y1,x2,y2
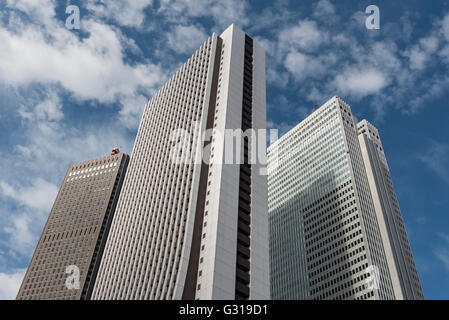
[{"x1": 357, "y1": 120, "x2": 424, "y2": 299}]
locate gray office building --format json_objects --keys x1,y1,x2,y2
[
  {"x1": 16, "y1": 150, "x2": 129, "y2": 300},
  {"x1": 268, "y1": 96, "x2": 423, "y2": 300}
]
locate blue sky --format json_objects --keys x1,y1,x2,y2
[{"x1": 0, "y1": 0, "x2": 448, "y2": 300}]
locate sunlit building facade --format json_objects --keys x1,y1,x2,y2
[
  {"x1": 91, "y1": 25, "x2": 270, "y2": 300},
  {"x1": 267, "y1": 96, "x2": 421, "y2": 300},
  {"x1": 357, "y1": 120, "x2": 424, "y2": 299}
]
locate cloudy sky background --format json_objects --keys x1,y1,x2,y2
[{"x1": 0, "y1": 0, "x2": 448, "y2": 299}]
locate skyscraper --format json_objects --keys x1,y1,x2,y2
[
  {"x1": 91, "y1": 25, "x2": 270, "y2": 300},
  {"x1": 357, "y1": 120, "x2": 424, "y2": 299},
  {"x1": 16, "y1": 150, "x2": 129, "y2": 300},
  {"x1": 268, "y1": 96, "x2": 422, "y2": 300}
]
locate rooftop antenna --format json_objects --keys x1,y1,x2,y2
[{"x1": 111, "y1": 146, "x2": 122, "y2": 155}]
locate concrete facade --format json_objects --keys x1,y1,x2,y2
[
  {"x1": 16, "y1": 152, "x2": 129, "y2": 300},
  {"x1": 268, "y1": 96, "x2": 408, "y2": 300},
  {"x1": 357, "y1": 120, "x2": 424, "y2": 299},
  {"x1": 91, "y1": 25, "x2": 270, "y2": 300}
]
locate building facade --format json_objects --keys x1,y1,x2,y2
[
  {"x1": 268, "y1": 96, "x2": 422, "y2": 300},
  {"x1": 16, "y1": 151, "x2": 129, "y2": 300},
  {"x1": 357, "y1": 120, "x2": 424, "y2": 299},
  {"x1": 91, "y1": 25, "x2": 270, "y2": 300}
]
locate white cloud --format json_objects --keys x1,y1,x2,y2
[
  {"x1": 1, "y1": 2, "x2": 166, "y2": 132},
  {"x1": 34, "y1": 95, "x2": 63, "y2": 122},
  {"x1": 369, "y1": 42, "x2": 402, "y2": 71},
  {"x1": 435, "y1": 250, "x2": 449, "y2": 271},
  {"x1": 313, "y1": 0, "x2": 336, "y2": 20},
  {"x1": 333, "y1": 68, "x2": 388, "y2": 99},
  {"x1": 408, "y1": 76, "x2": 449, "y2": 114},
  {"x1": 86, "y1": 0, "x2": 153, "y2": 28},
  {"x1": 284, "y1": 51, "x2": 308, "y2": 76},
  {"x1": 18, "y1": 91, "x2": 63, "y2": 122},
  {"x1": 417, "y1": 140, "x2": 449, "y2": 184},
  {"x1": 0, "y1": 178, "x2": 58, "y2": 212},
  {"x1": 118, "y1": 94, "x2": 148, "y2": 130},
  {"x1": 350, "y1": 10, "x2": 366, "y2": 28},
  {"x1": 406, "y1": 36, "x2": 439, "y2": 70},
  {"x1": 255, "y1": 36, "x2": 289, "y2": 86},
  {"x1": 434, "y1": 233, "x2": 449, "y2": 272},
  {"x1": 439, "y1": 45, "x2": 449, "y2": 64},
  {"x1": 279, "y1": 20, "x2": 326, "y2": 53},
  {"x1": 440, "y1": 14, "x2": 449, "y2": 42},
  {"x1": 265, "y1": 7, "x2": 449, "y2": 120},
  {"x1": 0, "y1": 21, "x2": 164, "y2": 103},
  {"x1": 266, "y1": 67, "x2": 289, "y2": 87},
  {"x1": 158, "y1": 0, "x2": 249, "y2": 29},
  {"x1": 246, "y1": 3, "x2": 293, "y2": 33},
  {"x1": 207, "y1": 1, "x2": 249, "y2": 29},
  {"x1": 3, "y1": 215, "x2": 36, "y2": 254},
  {"x1": 306, "y1": 87, "x2": 329, "y2": 104},
  {"x1": 284, "y1": 50, "x2": 327, "y2": 80},
  {"x1": 6, "y1": 0, "x2": 56, "y2": 27},
  {"x1": 0, "y1": 270, "x2": 25, "y2": 300},
  {"x1": 167, "y1": 24, "x2": 208, "y2": 54},
  {"x1": 254, "y1": 36, "x2": 275, "y2": 57},
  {"x1": 274, "y1": 18, "x2": 405, "y2": 104}
]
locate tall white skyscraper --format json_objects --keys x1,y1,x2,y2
[
  {"x1": 92, "y1": 25, "x2": 270, "y2": 300},
  {"x1": 357, "y1": 120, "x2": 424, "y2": 299},
  {"x1": 268, "y1": 96, "x2": 423, "y2": 300}
]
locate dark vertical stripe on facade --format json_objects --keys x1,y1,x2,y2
[
  {"x1": 182, "y1": 37, "x2": 223, "y2": 299},
  {"x1": 82, "y1": 154, "x2": 130, "y2": 300},
  {"x1": 235, "y1": 34, "x2": 253, "y2": 300}
]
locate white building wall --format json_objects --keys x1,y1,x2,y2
[
  {"x1": 268, "y1": 96, "x2": 396, "y2": 300},
  {"x1": 92, "y1": 25, "x2": 269, "y2": 301},
  {"x1": 92, "y1": 35, "x2": 216, "y2": 300},
  {"x1": 195, "y1": 24, "x2": 270, "y2": 300},
  {"x1": 357, "y1": 119, "x2": 424, "y2": 299},
  {"x1": 250, "y1": 39, "x2": 270, "y2": 299}
]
